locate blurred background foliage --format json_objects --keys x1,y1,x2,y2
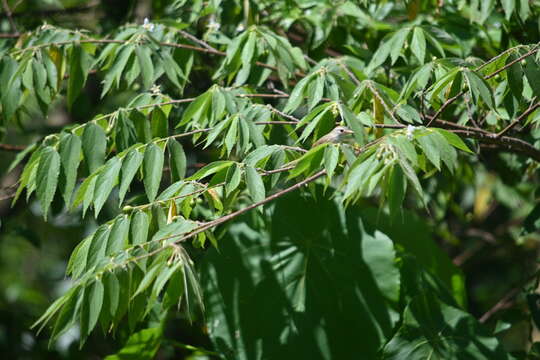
[{"x1": 1, "y1": 0, "x2": 540, "y2": 359}]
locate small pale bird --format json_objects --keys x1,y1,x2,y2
[{"x1": 311, "y1": 126, "x2": 354, "y2": 147}]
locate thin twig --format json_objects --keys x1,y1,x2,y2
[
  {"x1": 281, "y1": 145, "x2": 308, "y2": 153},
  {"x1": 339, "y1": 60, "x2": 362, "y2": 87},
  {"x1": 267, "y1": 104, "x2": 300, "y2": 123},
  {"x1": 474, "y1": 44, "x2": 527, "y2": 72},
  {"x1": 178, "y1": 30, "x2": 219, "y2": 52},
  {"x1": 238, "y1": 93, "x2": 289, "y2": 98},
  {"x1": 432, "y1": 119, "x2": 491, "y2": 134},
  {"x1": 255, "y1": 121, "x2": 298, "y2": 125},
  {"x1": 1, "y1": 0, "x2": 18, "y2": 34},
  {"x1": 0, "y1": 33, "x2": 19, "y2": 38},
  {"x1": 496, "y1": 99, "x2": 540, "y2": 138},
  {"x1": 133, "y1": 182, "x2": 226, "y2": 210},
  {"x1": 169, "y1": 128, "x2": 213, "y2": 140},
  {"x1": 258, "y1": 165, "x2": 295, "y2": 175},
  {"x1": 272, "y1": 88, "x2": 289, "y2": 97},
  {"x1": 427, "y1": 44, "x2": 540, "y2": 127},
  {"x1": 129, "y1": 169, "x2": 327, "y2": 265},
  {"x1": 484, "y1": 44, "x2": 540, "y2": 80},
  {"x1": 366, "y1": 81, "x2": 402, "y2": 125},
  {"x1": 0, "y1": 192, "x2": 16, "y2": 201},
  {"x1": 480, "y1": 270, "x2": 540, "y2": 323},
  {"x1": 0, "y1": 143, "x2": 26, "y2": 152},
  {"x1": 450, "y1": 130, "x2": 540, "y2": 162}
]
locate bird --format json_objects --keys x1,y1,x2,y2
[{"x1": 311, "y1": 126, "x2": 354, "y2": 147}]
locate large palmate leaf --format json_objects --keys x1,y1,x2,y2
[{"x1": 382, "y1": 293, "x2": 513, "y2": 360}]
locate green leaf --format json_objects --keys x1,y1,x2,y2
[
  {"x1": 362, "y1": 231, "x2": 400, "y2": 302},
  {"x1": 153, "y1": 219, "x2": 198, "y2": 244},
  {"x1": 387, "y1": 166, "x2": 406, "y2": 222},
  {"x1": 0, "y1": 57, "x2": 21, "y2": 121},
  {"x1": 401, "y1": 63, "x2": 433, "y2": 100},
  {"x1": 411, "y1": 27, "x2": 426, "y2": 64},
  {"x1": 86, "y1": 225, "x2": 110, "y2": 271},
  {"x1": 36, "y1": 147, "x2": 61, "y2": 220},
  {"x1": 344, "y1": 155, "x2": 379, "y2": 199},
  {"x1": 430, "y1": 67, "x2": 460, "y2": 101},
  {"x1": 104, "y1": 327, "x2": 162, "y2": 360},
  {"x1": 389, "y1": 135, "x2": 418, "y2": 167},
  {"x1": 244, "y1": 145, "x2": 280, "y2": 167},
  {"x1": 298, "y1": 104, "x2": 332, "y2": 143},
  {"x1": 107, "y1": 215, "x2": 130, "y2": 255},
  {"x1": 150, "y1": 108, "x2": 169, "y2": 139},
  {"x1": 104, "y1": 272, "x2": 120, "y2": 317},
  {"x1": 518, "y1": 0, "x2": 530, "y2": 20},
  {"x1": 94, "y1": 157, "x2": 122, "y2": 217},
  {"x1": 72, "y1": 174, "x2": 97, "y2": 216},
  {"x1": 162, "y1": 52, "x2": 186, "y2": 89},
  {"x1": 235, "y1": 32, "x2": 256, "y2": 85},
  {"x1": 50, "y1": 287, "x2": 83, "y2": 343},
  {"x1": 131, "y1": 211, "x2": 150, "y2": 245},
  {"x1": 289, "y1": 144, "x2": 326, "y2": 178},
  {"x1": 84, "y1": 280, "x2": 104, "y2": 337},
  {"x1": 136, "y1": 46, "x2": 154, "y2": 89},
  {"x1": 168, "y1": 139, "x2": 187, "y2": 181},
  {"x1": 396, "y1": 104, "x2": 422, "y2": 124},
  {"x1": 224, "y1": 116, "x2": 239, "y2": 155},
  {"x1": 66, "y1": 236, "x2": 91, "y2": 278},
  {"x1": 59, "y1": 134, "x2": 82, "y2": 205},
  {"x1": 118, "y1": 148, "x2": 144, "y2": 205},
  {"x1": 506, "y1": 54, "x2": 523, "y2": 98},
  {"x1": 31, "y1": 288, "x2": 74, "y2": 333},
  {"x1": 178, "y1": 91, "x2": 211, "y2": 127},
  {"x1": 324, "y1": 144, "x2": 339, "y2": 180},
  {"x1": 340, "y1": 105, "x2": 365, "y2": 144},
  {"x1": 383, "y1": 293, "x2": 511, "y2": 359},
  {"x1": 390, "y1": 27, "x2": 411, "y2": 64},
  {"x1": 416, "y1": 132, "x2": 441, "y2": 170},
  {"x1": 133, "y1": 262, "x2": 165, "y2": 298},
  {"x1": 67, "y1": 45, "x2": 91, "y2": 110},
  {"x1": 7, "y1": 143, "x2": 37, "y2": 173},
  {"x1": 523, "y1": 57, "x2": 540, "y2": 97},
  {"x1": 101, "y1": 45, "x2": 134, "y2": 97},
  {"x1": 150, "y1": 261, "x2": 182, "y2": 301},
  {"x1": 366, "y1": 36, "x2": 392, "y2": 73},
  {"x1": 309, "y1": 73, "x2": 325, "y2": 110},
  {"x1": 245, "y1": 165, "x2": 265, "y2": 204},
  {"x1": 398, "y1": 155, "x2": 424, "y2": 200},
  {"x1": 143, "y1": 143, "x2": 164, "y2": 202},
  {"x1": 188, "y1": 161, "x2": 234, "y2": 180},
  {"x1": 82, "y1": 123, "x2": 107, "y2": 173},
  {"x1": 225, "y1": 163, "x2": 242, "y2": 196},
  {"x1": 283, "y1": 75, "x2": 312, "y2": 113},
  {"x1": 433, "y1": 128, "x2": 474, "y2": 153},
  {"x1": 464, "y1": 69, "x2": 494, "y2": 109}
]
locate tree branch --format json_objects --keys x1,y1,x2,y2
[
  {"x1": 0, "y1": 143, "x2": 26, "y2": 152},
  {"x1": 426, "y1": 43, "x2": 540, "y2": 127},
  {"x1": 496, "y1": 99, "x2": 540, "y2": 138},
  {"x1": 479, "y1": 270, "x2": 540, "y2": 323},
  {"x1": 178, "y1": 30, "x2": 219, "y2": 52},
  {"x1": 0, "y1": 32, "x2": 19, "y2": 38},
  {"x1": 103, "y1": 169, "x2": 327, "y2": 272},
  {"x1": 450, "y1": 130, "x2": 540, "y2": 162},
  {"x1": 1, "y1": 0, "x2": 18, "y2": 34}
]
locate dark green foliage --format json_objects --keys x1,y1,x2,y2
[{"x1": 1, "y1": 0, "x2": 540, "y2": 358}]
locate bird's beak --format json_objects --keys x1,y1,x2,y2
[{"x1": 344, "y1": 128, "x2": 354, "y2": 135}]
